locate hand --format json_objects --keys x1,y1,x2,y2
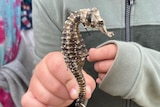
[
  {"x1": 21, "y1": 52, "x2": 95, "y2": 107},
  {"x1": 87, "y1": 44, "x2": 117, "y2": 84}
]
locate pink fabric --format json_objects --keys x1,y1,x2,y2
[
  {"x1": 0, "y1": 20, "x2": 5, "y2": 44},
  {"x1": 0, "y1": 88, "x2": 14, "y2": 107},
  {"x1": 0, "y1": 0, "x2": 21, "y2": 65}
]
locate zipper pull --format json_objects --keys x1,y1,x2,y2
[{"x1": 128, "y1": 0, "x2": 135, "y2": 6}]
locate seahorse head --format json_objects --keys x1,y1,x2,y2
[
  {"x1": 88, "y1": 8, "x2": 106, "y2": 33},
  {"x1": 85, "y1": 8, "x2": 113, "y2": 37}
]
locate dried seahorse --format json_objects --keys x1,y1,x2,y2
[{"x1": 61, "y1": 8, "x2": 114, "y2": 107}]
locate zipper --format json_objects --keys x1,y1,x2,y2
[
  {"x1": 125, "y1": 0, "x2": 135, "y2": 42},
  {"x1": 124, "y1": 0, "x2": 135, "y2": 107}
]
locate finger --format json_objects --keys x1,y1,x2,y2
[
  {"x1": 96, "y1": 73, "x2": 106, "y2": 85},
  {"x1": 94, "y1": 59, "x2": 113, "y2": 73},
  {"x1": 21, "y1": 91, "x2": 47, "y2": 107},
  {"x1": 34, "y1": 60, "x2": 70, "y2": 100},
  {"x1": 87, "y1": 44, "x2": 117, "y2": 62},
  {"x1": 98, "y1": 73, "x2": 106, "y2": 80},
  {"x1": 45, "y1": 52, "x2": 79, "y2": 99},
  {"x1": 29, "y1": 75, "x2": 69, "y2": 106},
  {"x1": 96, "y1": 78, "x2": 102, "y2": 85}
]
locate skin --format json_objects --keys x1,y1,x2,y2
[
  {"x1": 21, "y1": 44, "x2": 117, "y2": 107},
  {"x1": 87, "y1": 44, "x2": 117, "y2": 84}
]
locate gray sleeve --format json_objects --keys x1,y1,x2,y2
[
  {"x1": 32, "y1": 0, "x2": 65, "y2": 64},
  {"x1": 0, "y1": 31, "x2": 34, "y2": 107},
  {"x1": 98, "y1": 40, "x2": 160, "y2": 107}
]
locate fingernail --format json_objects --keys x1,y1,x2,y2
[{"x1": 70, "y1": 88, "x2": 78, "y2": 99}]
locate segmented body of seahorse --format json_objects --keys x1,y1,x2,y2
[{"x1": 61, "y1": 8, "x2": 114, "y2": 107}]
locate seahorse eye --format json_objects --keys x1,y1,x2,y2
[{"x1": 86, "y1": 13, "x2": 92, "y2": 23}]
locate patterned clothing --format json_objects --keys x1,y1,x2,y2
[
  {"x1": 0, "y1": 0, "x2": 21, "y2": 66},
  {"x1": 0, "y1": 0, "x2": 32, "y2": 107},
  {"x1": 0, "y1": 89, "x2": 14, "y2": 107},
  {"x1": 21, "y1": 0, "x2": 32, "y2": 30},
  {"x1": 0, "y1": 0, "x2": 21, "y2": 106}
]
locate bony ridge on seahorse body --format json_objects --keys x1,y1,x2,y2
[{"x1": 61, "y1": 7, "x2": 114, "y2": 107}]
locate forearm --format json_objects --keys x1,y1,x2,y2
[{"x1": 98, "y1": 40, "x2": 160, "y2": 107}]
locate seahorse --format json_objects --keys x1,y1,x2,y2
[{"x1": 61, "y1": 8, "x2": 114, "y2": 107}]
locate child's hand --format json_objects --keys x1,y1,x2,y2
[
  {"x1": 87, "y1": 44, "x2": 117, "y2": 84},
  {"x1": 21, "y1": 52, "x2": 95, "y2": 107}
]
